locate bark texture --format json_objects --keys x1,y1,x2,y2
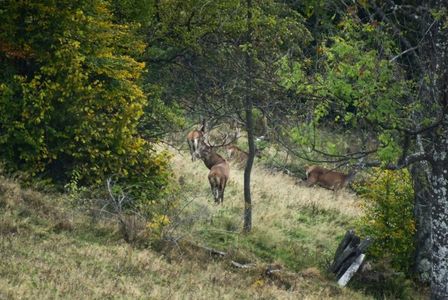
[
  {"x1": 428, "y1": 2, "x2": 448, "y2": 296},
  {"x1": 243, "y1": 0, "x2": 254, "y2": 233},
  {"x1": 410, "y1": 163, "x2": 432, "y2": 283},
  {"x1": 429, "y1": 119, "x2": 448, "y2": 299}
]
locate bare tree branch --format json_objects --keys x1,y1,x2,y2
[{"x1": 363, "y1": 151, "x2": 430, "y2": 170}]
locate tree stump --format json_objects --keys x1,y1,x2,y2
[{"x1": 329, "y1": 230, "x2": 372, "y2": 287}]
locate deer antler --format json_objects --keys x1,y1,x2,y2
[{"x1": 205, "y1": 129, "x2": 240, "y2": 148}]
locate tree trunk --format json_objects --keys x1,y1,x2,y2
[
  {"x1": 428, "y1": 118, "x2": 448, "y2": 299},
  {"x1": 428, "y1": 4, "x2": 448, "y2": 297},
  {"x1": 410, "y1": 133, "x2": 432, "y2": 283},
  {"x1": 410, "y1": 163, "x2": 432, "y2": 283},
  {"x1": 243, "y1": 0, "x2": 254, "y2": 233}
]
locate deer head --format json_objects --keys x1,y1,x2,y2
[{"x1": 187, "y1": 119, "x2": 206, "y2": 161}]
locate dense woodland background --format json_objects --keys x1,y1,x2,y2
[{"x1": 1, "y1": 1, "x2": 447, "y2": 299}]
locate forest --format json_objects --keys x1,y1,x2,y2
[{"x1": 0, "y1": 0, "x2": 447, "y2": 299}]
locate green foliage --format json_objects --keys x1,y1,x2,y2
[
  {"x1": 283, "y1": 16, "x2": 409, "y2": 128},
  {"x1": 377, "y1": 132, "x2": 401, "y2": 163},
  {"x1": 355, "y1": 168, "x2": 415, "y2": 274},
  {"x1": 138, "y1": 84, "x2": 185, "y2": 140},
  {"x1": 0, "y1": 0, "x2": 171, "y2": 203},
  {"x1": 277, "y1": 13, "x2": 415, "y2": 165},
  {"x1": 64, "y1": 169, "x2": 89, "y2": 206},
  {"x1": 144, "y1": 0, "x2": 311, "y2": 120}
]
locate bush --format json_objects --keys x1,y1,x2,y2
[{"x1": 355, "y1": 168, "x2": 415, "y2": 274}]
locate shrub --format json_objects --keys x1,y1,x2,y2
[{"x1": 355, "y1": 168, "x2": 415, "y2": 273}]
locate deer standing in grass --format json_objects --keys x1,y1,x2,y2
[
  {"x1": 305, "y1": 165, "x2": 356, "y2": 191},
  {"x1": 226, "y1": 144, "x2": 261, "y2": 168},
  {"x1": 197, "y1": 140, "x2": 230, "y2": 204},
  {"x1": 187, "y1": 120, "x2": 206, "y2": 161}
]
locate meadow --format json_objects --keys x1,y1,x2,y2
[{"x1": 0, "y1": 146, "x2": 380, "y2": 300}]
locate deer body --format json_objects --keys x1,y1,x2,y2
[
  {"x1": 198, "y1": 142, "x2": 229, "y2": 204},
  {"x1": 305, "y1": 165, "x2": 355, "y2": 191},
  {"x1": 226, "y1": 144, "x2": 261, "y2": 168},
  {"x1": 208, "y1": 162, "x2": 229, "y2": 203},
  {"x1": 226, "y1": 145, "x2": 248, "y2": 168}
]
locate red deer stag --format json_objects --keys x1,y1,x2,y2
[
  {"x1": 305, "y1": 165, "x2": 356, "y2": 191},
  {"x1": 187, "y1": 120, "x2": 206, "y2": 161},
  {"x1": 197, "y1": 140, "x2": 230, "y2": 204},
  {"x1": 196, "y1": 129, "x2": 240, "y2": 203}
]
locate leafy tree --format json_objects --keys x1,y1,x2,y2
[{"x1": 0, "y1": 0, "x2": 170, "y2": 203}]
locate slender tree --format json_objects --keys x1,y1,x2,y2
[
  {"x1": 144, "y1": 0, "x2": 310, "y2": 231},
  {"x1": 243, "y1": 0, "x2": 254, "y2": 232}
]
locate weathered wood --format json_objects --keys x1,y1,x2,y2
[
  {"x1": 334, "y1": 230, "x2": 355, "y2": 258},
  {"x1": 331, "y1": 236, "x2": 360, "y2": 275},
  {"x1": 330, "y1": 230, "x2": 372, "y2": 286},
  {"x1": 202, "y1": 246, "x2": 227, "y2": 257},
  {"x1": 335, "y1": 238, "x2": 372, "y2": 278},
  {"x1": 329, "y1": 230, "x2": 355, "y2": 272},
  {"x1": 335, "y1": 250, "x2": 360, "y2": 279},
  {"x1": 337, "y1": 254, "x2": 366, "y2": 287},
  {"x1": 357, "y1": 237, "x2": 373, "y2": 253},
  {"x1": 231, "y1": 261, "x2": 254, "y2": 269},
  {"x1": 265, "y1": 264, "x2": 282, "y2": 275},
  {"x1": 265, "y1": 269, "x2": 282, "y2": 275}
]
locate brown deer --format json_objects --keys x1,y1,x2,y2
[
  {"x1": 187, "y1": 120, "x2": 206, "y2": 161},
  {"x1": 226, "y1": 145, "x2": 261, "y2": 168},
  {"x1": 197, "y1": 141, "x2": 230, "y2": 204},
  {"x1": 305, "y1": 165, "x2": 356, "y2": 191}
]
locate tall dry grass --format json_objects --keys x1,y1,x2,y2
[
  {"x1": 171, "y1": 145, "x2": 361, "y2": 231},
  {"x1": 0, "y1": 151, "x2": 372, "y2": 299},
  {"x1": 167, "y1": 147, "x2": 363, "y2": 274}
]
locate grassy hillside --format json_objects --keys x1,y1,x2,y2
[
  {"x1": 0, "y1": 149, "x2": 375, "y2": 299},
  {"x1": 170, "y1": 147, "x2": 361, "y2": 269}
]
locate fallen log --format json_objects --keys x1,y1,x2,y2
[
  {"x1": 202, "y1": 246, "x2": 227, "y2": 257},
  {"x1": 230, "y1": 261, "x2": 254, "y2": 269}
]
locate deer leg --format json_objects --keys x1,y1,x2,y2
[
  {"x1": 220, "y1": 180, "x2": 227, "y2": 204},
  {"x1": 215, "y1": 187, "x2": 220, "y2": 204},
  {"x1": 218, "y1": 187, "x2": 223, "y2": 204},
  {"x1": 209, "y1": 177, "x2": 219, "y2": 203},
  {"x1": 193, "y1": 138, "x2": 201, "y2": 160},
  {"x1": 187, "y1": 140, "x2": 195, "y2": 161},
  {"x1": 210, "y1": 185, "x2": 217, "y2": 202}
]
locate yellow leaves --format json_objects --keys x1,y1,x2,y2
[
  {"x1": 356, "y1": 168, "x2": 415, "y2": 272},
  {"x1": 146, "y1": 214, "x2": 171, "y2": 237},
  {"x1": 147, "y1": 214, "x2": 170, "y2": 229},
  {"x1": 0, "y1": 1, "x2": 172, "y2": 208},
  {"x1": 251, "y1": 278, "x2": 265, "y2": 288}
]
